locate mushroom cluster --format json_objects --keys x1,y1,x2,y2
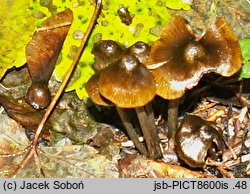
[
  {"x1": 86, "y1": 15, "x2": 242, "y2": 162},
  {"x1": 86, "y1": 40, "x2": 162, "y2": 159},
  {"x1": 146, "y1": 16, "x2": 242, "y2": 141}
]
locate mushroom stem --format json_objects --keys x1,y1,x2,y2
[
  {"x1": 116, "y1": 107, "x2": 147, "y2": 155},
  {"x1": 135, "y1": 105, "x2": 162, "y2": 159},
  {"x1": 167, "y1": 98, "x2": 180, "y2": 140},
  {"x1": 144, "y1": 103, "x2": 162, "y2": 158}
]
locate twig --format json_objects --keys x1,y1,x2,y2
[
  {"x1": 32, "y1": 0, "x2": 102, "y2": 146},
  {"x1": 8, "y1": 0, "x2": 102, "y2": 177}
]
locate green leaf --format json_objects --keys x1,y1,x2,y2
[
  {"x1": 27, "y1": 0, "x2": 172, "y2": 99},
  {"x1": 165, "y1": 0, "x2": 191, "y2": 10},
  {"x1": 53, "y1": 0, "x2": 172, "y2": 99},
  {"x1": 240, "y1": 38, "x2": 250, "y2": 62},
  {"x1": 239, "y1": 38, "x2": 250, "y2": 78},
  {"x1": 240, "y1": 61, "x2": 250, "y2": 78},
  {"x1": 1, "y1": 0, "x2": 174, "y2": 100},
  {"x1": 0, "y1": 0, "x2": 36, "y2": 79}
]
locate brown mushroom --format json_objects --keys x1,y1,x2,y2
[
  {"x1": 125, "y1": 42, "x2": 158, "y2": 152},
  {"x1": 126, "y1": 41, "x2": 150, "y2": 65},
  {"x1": 147, "y1": 16, "x2": 242, "y2": 141},
  {"x1": 25, "y1": 9, "x2": 73, "y2": 109},
  {"x1": 92, "y1": 40, "x2": 125, "y2": 72},
  {"x1": 85, "y1": 73, "x2": 112, "y2": 106},
  {"x1": 99, "y1": 54, "x2": 162, "y2": 159},
  {"x1": 86, "y1": 41, "x2": 148, "y2": 155},
  {"x1": 176, "y1": 115, "x2": 225, "y2": 168},
  {"x1": 86, "y1": 73, "x2": 147, "y2": 155}
]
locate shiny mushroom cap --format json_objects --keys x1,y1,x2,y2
[
  {"x1": 85, "y1": 73, "x2": 113, "y2": 106},
  {"x1": 92, "y1": 40, "x2": 125, "y2": 71},
  {"x1": 147, "y1": 16, "x2": 242, "y2": 100},
  {"x1": 99, "y1": 54, "x2": 156, "y2": 108},
  {"x1": 26, "y1": 82, "x2": 51, "y2": 110},
  {"x1": 175, "y1": 115, "x2": 224, "y2": 168},
  {"x1": 126, "y1": 41, "x2": 150, "y2": 65}
]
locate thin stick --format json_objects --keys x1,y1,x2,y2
[
  {"x1": 8, "y1": 145, "x2": 34, "y2": 177},
  {"x1": 32, "y1": 0, "x2": 102, "y2": 146}
]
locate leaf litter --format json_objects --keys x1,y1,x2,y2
[
  {"x1": 0, "y1": 113, "x2": 120, "y2": 178},
  {"x1": 0, "y1": 0, "x2": 249, "y2": 178}
]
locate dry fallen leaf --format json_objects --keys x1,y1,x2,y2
[
  {"x1": 25, "y1": 9, "x2": 73, "y2": 110},
  {"x1": 120, "y1": 155, "x2": 214, "y2": 178},
  {"x1": 0, "y1": 113, "x2": 120, "y2": 178},
  {"x1": 26, "y1": 9, "x2": 73, "y2": 83}
]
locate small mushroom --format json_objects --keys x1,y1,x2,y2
[
  {"x1": 25, "y1": 9, "x2": 73, "y2": 109},
  {"x1": 126, "y1": 41, "x2": 150, "y2": 65},
  {"x1": 147, "y1": 16, "x2": 242, "y2": 140},
  {"x1": 92, "y1": 40, "x2": 125, "y2": 72},
  {"x1": 86, "y1": 42, "x2": 147, "y2": 155},
  {"x1": 175, "y1": 115, "x2": 225, "y2": 168},
  {"x1": 85, "y1": 73, "x2": 112, "y2": 106},
  {"x1": 86, "y1": 71, "x2": 148, "y2": 156},
  {"x1": 99, "y1": 54, "x2": 155, "y2": 108},
  {"x1": 99, "y1": 54, "x2": 162, "y2": 159}
]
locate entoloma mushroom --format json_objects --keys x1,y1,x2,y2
[
  {"x1": 176, "y1": 115, "x2": 225, "y2": 168},
  {"x1": 99, "y1": 54, "x2": 162, "y2": 159},
  {"x1": 147, "y1": 16, "x2": 242, "y2": 142},
  {"x1": 86, "y1": 40, "x2": 148, "y2": 156},
  {"x1": 126, "y1": 41, "x2": 150, "y2": 65},
  {"x1": 85, "y1": 72, "x2": 148, "y2": 155},
  {"x1": 26, "y1": 9, "x2": 73, "y2": 109},
  {"x1": 91, "y1": 40, "x2": 125, "y2": 71}
]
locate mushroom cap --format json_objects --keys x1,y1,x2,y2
[
  {"x1": 147, "y1": 16, "x2": 242, "y2": 100},
  {"x1": 99, "y1": 54, "x2": 156, "y2": 108},
  {"x1": 26, "y1": 82, "x2": 51, "y2": 110},
  {"x1": 126, "y1": 41, "x2": 150, "y2": 65},
  {"x1": 26, "y1": 9, "x2": 73, "y2": 83},
  {"x1": 200, "y1": 17, "x2": 242, "y2": 76},
  {"x1": 92, "y1": 40, "x2": 125, "y2": 72},
  {"x1": 175, "y1": 115, "x2": 224, "y2": 168},
  {"x1": 85, "y1": 73, "x2": 113, "y2": 106}
]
